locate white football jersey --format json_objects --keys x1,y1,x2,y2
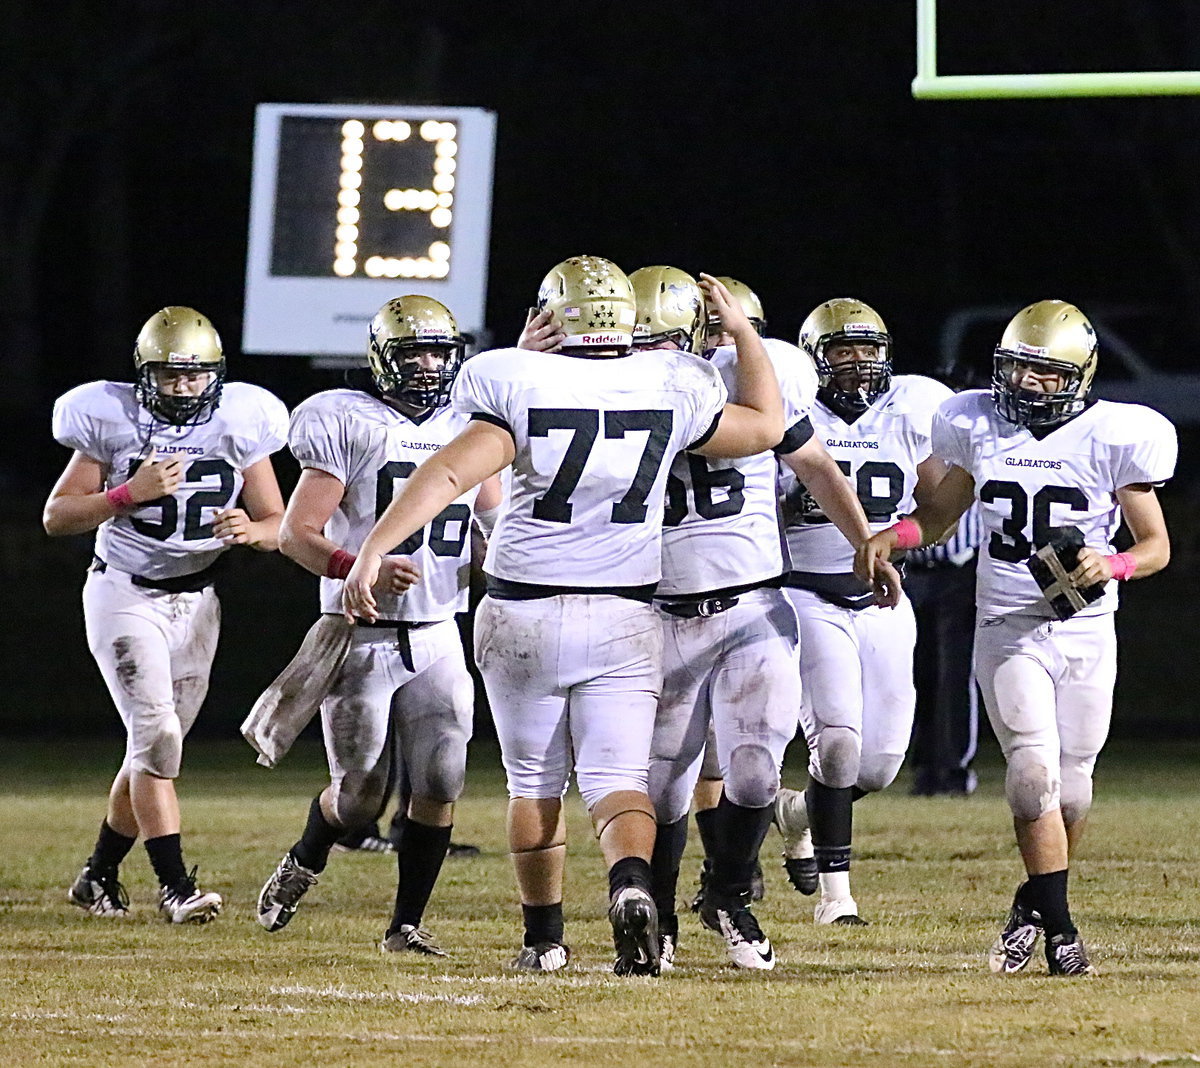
[
  {"x1": 780, "y1": 374, "x2": 954, "y2": 574},
  {"x1": 52, "y1": 381, "x2": 288, "y2": 580},
  {"x1": 289, "y1": 389, "x2": 480, "y2": 622},
  {"x1": 452, "y1": 345, "x2": 727, "y2": 588},
  {"x1": 659, "y1": 338, "x2": 818, "y2": 596},
  {"x1": 934, "y1": 390, "x2": 1177, "y2": 617}
]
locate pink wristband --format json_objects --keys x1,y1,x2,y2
[
  {"x1": 105, "y1": 482, "x2": 136, "y2": 513},
  {"x1": 327, "y1": 549, "x2": 356, "y2": 580},
  {"x1": 889, "y1": 517, "x2": 923, "y2": 551},
  {"x1": 1107, "y1": 552, "x2": 1137, "y2": 581}
]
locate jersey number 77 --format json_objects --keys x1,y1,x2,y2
[{"x1": 528, "y1": 408, "x2": 674, "y2": 524}]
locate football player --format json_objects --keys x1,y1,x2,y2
[
  {"x1": 342, "y1": 258, "x2": 787, "y2": 976},
  {"x1": 635, "y1": 269, "x2": 889, "y2": 970},
  {"x1": 45, "y1": 307, "x2": 287, "y2": 923},
  {"x1": 773, "y1": 298, "x2": 953, "y2": 925},
  {"x1": 857, "y1": 300, "x2": 1175, "y2": 975},
  {"x1": 255, "y1": 296, "x2": 501, "y2": 956}
]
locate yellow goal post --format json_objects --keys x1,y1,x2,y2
[{"x1": 912, "y1": 0, "x2": 1200, "y2": 99}]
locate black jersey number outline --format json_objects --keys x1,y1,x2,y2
[
  {"x1": 796, "y1": 458, "x2": 905, "y2": 524},
  {"x1": 664, "y1": 455, "x2": 746, "y2": 527},
  {"x1": 375, "y1": 460, "x2": 471, "y2": 558},
  {"x1": 528, "y1": 408, "x2": 674, "y2": 524},
  {"x1": 978, "y1": 480, "x2": 1089, "y2": 562},
  {"x1": 126, "y1": 457, "x2": 236, "y2": 541}
]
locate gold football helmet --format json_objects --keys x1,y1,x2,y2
[
  {"x1": 536, "y1": 255, "x2": 637, "y2": 350},
  {"x1": 993, "y1": 299, "x2": 1097, "y2": 428},
  {"x1": 629, "y1": 266, "x2": 706, "y2": 354},
  {"x1": 705, "y1": 276, "x2": 765, "y2": 338},
  {"x1": 799, "y1": 298, "x2": 892, "y2": 414},
  {"x1": 367, "y1": 295, "x2": 465, "y2": 408},
  {"x1": 133, "y1": 306, "x2": 225, "y2": 425}
]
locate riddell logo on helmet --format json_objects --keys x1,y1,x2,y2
[{"x1": 577, "y1": 332, "x2": 626, "y2": 345}]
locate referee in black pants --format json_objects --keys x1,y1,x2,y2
[{"x1": 906, "y1": 504, "x2": 983, "y2": 796}]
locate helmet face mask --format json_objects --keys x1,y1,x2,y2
[
  {"x1": 822, "y1": 339, "x2": 891, "y2": 407},
  {"x1": 373, "y1": 339, "x2": 461, "y2": 408},
  {"x1": 133, "y1": 307, "x2": 225, "y2": 426},
  {"x1": 629, "y1": 266, "x2": 706, "y2": 355},
  {"x1": 800, "y1": 299, "x2": 892, "y2": 416},
  {"x1": 992, "y1": 300, "x2": 1097, "y2": 429},
  {"x1": 368, "y1": 296, "x2": 464, "y2": 409},
  {"x1": 537, "y1": 256, "x2": 637, "y2": 351}
]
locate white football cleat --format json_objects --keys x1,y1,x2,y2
[
  {"x1": 158, "y1": 869, "x2": 222, "y2": 924},
  {"x1": 814, "y1": 895, "x2": 867, "y2": 926},
  {"x1": 658, "y1": 932, "x2": 677, "y2": 972},
  {"x1": 700, "y1": 891, "x2": 775, "y2": 970},
  {"x1": 68, "y1": 866, "x2": 130, "y2": 918},
  {"x1": 511, "y1": 941, "x2": 571, "y2": 972},
  {"x1": 257, "y1": 852, "x2": 318, "y2": 932},
  {"x1": 381, "y1": 924, "x2": 447, "y2": 957}
]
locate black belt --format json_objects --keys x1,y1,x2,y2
[
  {"x1": 658, "y1": 596, "x2": 740, "y2": 619},
  {"x1": 353, "y1": 618, "x2": 437, "y2": 672},
  {"x1": 486, "y1": 574, "x2": 657, "y2": 603},
  {"x1": 353, "y1": 619, "x2": 437, "y2": 630},
  {"x1": 90, "y1": 556, "x2": 222, "y2": 594}
]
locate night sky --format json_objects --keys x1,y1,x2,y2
[
  {"x1": 7, "y1": 1, "x2": 1200, "y2": 470},
  {"x1": 5, "y1": 0, "x2": 1200, "y2": 733}
]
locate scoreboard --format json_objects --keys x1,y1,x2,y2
[{"x1": 243, "y1": 103, "x2": 496, "y2": 357}]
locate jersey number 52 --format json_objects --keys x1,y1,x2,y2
[{"x1": 126, "y1": 458, "x2": 236, "y2": 541}]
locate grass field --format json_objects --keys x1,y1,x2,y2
[{"x1": 3, "y1": 737, "x2": 1200, "y2": 1067}]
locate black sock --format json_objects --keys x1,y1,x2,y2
[
  {"x1": 650, "y1": 816, "x2": 689, "y2": 921},
  {"x1": 88, "y1": 820, "x2": 136, "y2": 873},
  {"x1": 144, "y1": 833, "x2": 188, "y2": 889},
  {"x1": 807, "y1": 779, "x2": 853, "y2": 857},
  {"x1": 694, "y1": 806, "x2": 719, "y2": 862},
  {"x1": 291, "y1": 796, "x2": 342, "y2": 874},
  {"x1": 522, "y1": 902, "x2": 564, "y2": 946},
  {"x1": 388, "y1": 807, "x2": 406, "y2": 848},
  {"x1": 710, "y1": 793, "x2": 773, "y2": 897},
  {"x1": 1027, "y1": 870, "x2": 1075, "y2": 938},
  {"x1": 336, "y1": 821, "x2": 381, "y2": 848},
  {"x1": 607, "y1": 855, "x2": 653, "y2": 899},
  {"x1": 387, "y1": 819, "x2": 453, "y2": 934}
]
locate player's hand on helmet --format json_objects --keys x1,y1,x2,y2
[
  {"x1": 1068, "y1": 546, "x2": 1113, "y2": 588},
  {"x1": 213, "y1": 507, "x2": 253, "y2": 545},
  {"x1": 517, "y1": 308, "x2": 566, "y2": 352},
  {"x1": 378, "y1": 555, "x2": 421, "y2": 595},
  {"x1": 342, "y1": 553, "x2": 382, "y2": 623},
  {"x1": 698, "y1": 274, "x2": 753, "y2": 339},
  {"x1": 127, "y1": 446, "x2": 184, "y2": 503}
]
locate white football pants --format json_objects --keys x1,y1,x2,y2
[
  {"x1": 974, "y1": 610, "x2": 1116, "y2": 824},
  {"x1": 786, "y1": 586, "x2": 917, "y2": 793},
  {"x1": 649, "y1": 587, "x2": 802, "y2": 823},
  {"x1": 83, "y1": 568, "x2": 220, "y2": 779},
  {"x1": 474, "y1": 594, "x2": 662, "y2": 809},
  {"x1": 322, "y1": 619, "x2": 474, "y2": 827}
]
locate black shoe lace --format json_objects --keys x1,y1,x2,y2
[
  {"x1": 171, "y1": 866, "x2": 199, "y2": 902},
  {"x1": 276, "y1": 857, "x2": 315, "y2": 901},
  {"x1": 731, "y1": 905, "x2": 765, "y2": 944},
  {"x1": 96, "y1": 869, "x2": 129, "y2": 910},
  {"x1": 1054, "y1": 940, "x2": 1088, "y2": 972}
]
